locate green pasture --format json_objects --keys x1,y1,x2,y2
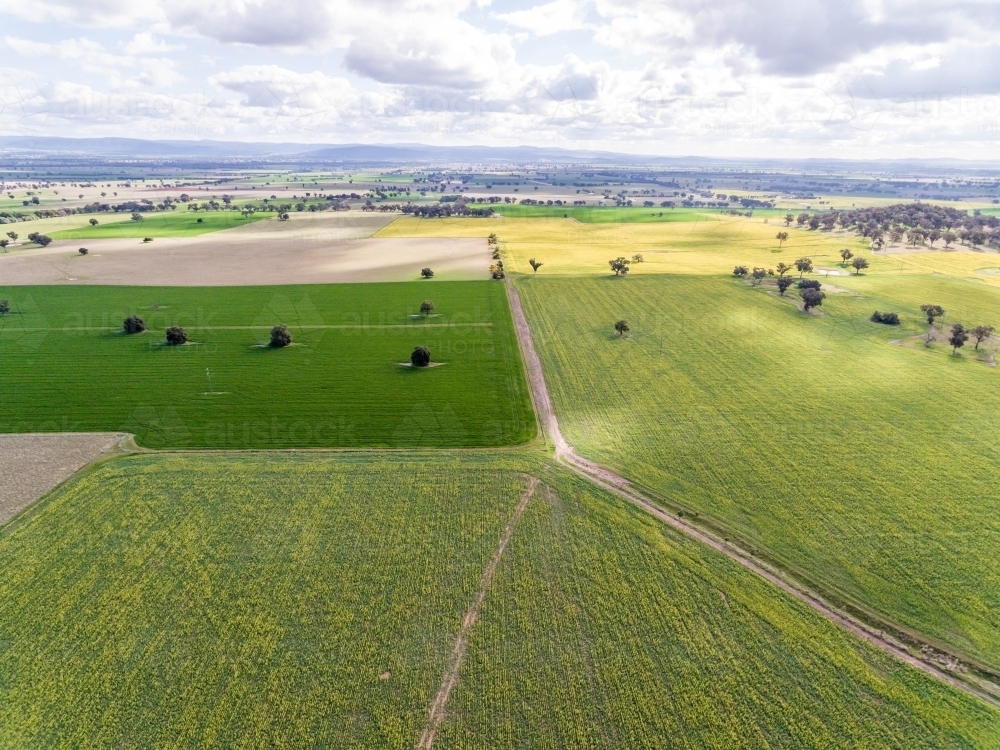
[
  {"x1": 1, "y1": 452, "x2": 995, "y2": 748},
  {"x1": 49, "y1": 211, "x2": 269, "y2": 239},
  {"x1": 0, "y1": 282, "x2": 535, "y2": 449},
  {"x1": 516, "y1": 272, "x2": 1000, "y2": 669}
]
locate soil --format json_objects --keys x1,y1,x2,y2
[
  {"x1": 0, "y1": 214, "x2": 489, "y2": 286},
  {"x1": 0, "y1": 433, "x2": 130, "y2": 524}
]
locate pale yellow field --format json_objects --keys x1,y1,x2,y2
[{"x1": 377, "y1": 213, "x2": 1000, "y2": 289}]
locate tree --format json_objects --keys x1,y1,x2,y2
[
  {"x1": 165, "y1": 326, "x2": 188, "y2": 345},
  {"x1": 839, "y1": 248, "x2": 854, "y2": 265},
  {"x1": 0, "y1": 239, "x2": 7, "y2": 252},
  {"x1": 270, "y1": 324, "x2": 293, "y2": 348},
  {"x1": 775, "y1": 262, "x2": 792, "y2": 277},
  {"x1": 421, "y1": 267, "x2": 434, "y2": 278},
  {"x1": 34, "y1": 234, "x2": 52, "y2": 246},
  {"x1": 609, "y1": 257, "x2": 630, "y2": 276},
  {"x1": 796, "y1": 213, "x2": 809, "y2": 226},
  {"x1": 784, "y1": 213, "x2": 794, "y2": 226},
  {"x1": 79, "y1": 247, "x2": 88, "y2": 255},
  {"x1": 123, "y1": 315, "x2": 146, "y2": 334},
  {"x1": 751, "y1": 267, "x2": 768, "y2": 285},
  {"x1": 776, "y1": 231, "x2": 789, "y2": 248},
  {"x1": 808, "y1": 216, "x2": 821, "y2": 230},
  {"x1": 732, "y1": 265, "x2": 749, "y2": 277},
  {"x1": 794, "y1": 257, "x2": 813, "y2": 277},
  {"x1": 851, "y1": 256, "x2": 869, "y2": 275},
  {"x1": 614, "y1": 319, "x2": 630, "y2": 336},
  {"x1": 632, "y1": 253, "x2": 644, "y2": 263},
  {"x1": 870, "y1": 311, "x2": 900, "y2": 325},
  {"x1": 943, "y1": 230, "x2": 957, "y2": 248},
  {"x1": 411, "y1": 345, "x2": 431, "y2": 367},
  {"x1": 970, "y1": 325, "x2": 994, "y2": 349},
  {"x1": 777, "y1": 276, "x2": 794, "y2": 295},
  {"x1": 131, "y1": 212, "x2": 144, "y2": 222},
  {"x1": 0, "y1": 300, "x2": 9, "y2": 315},
  {"x1": 949, "y1": 323, "x2": 969, "y2": 354},
  {"x1": 420, "y1": 300, "x2": 434, "y2": 316},
  {"x1": 920, "y1": 304, "x2": 945, "y2": 326},
  {"x1": 528, "y1": 258, "x2": 543, "y2": 274},
  {"x1": 798, "y1": 278, "x2": 821, "y2": 291},
  {"x1": 6, "y1": 231, "x2": 17, "y2": 241},
  {"x1": 801, "y1": 288, "x2": 825, "y2": 312},
  {"x1": 89, "y1": 218, "x2": 99, "y2": 226}
]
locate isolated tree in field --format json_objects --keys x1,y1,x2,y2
[
  {"x1": 632, "y1": 253, "x2": 644, "y2": 263},
  {"x1": 800, "y1": 288, "x2": 825, "y2": 312},
  {"x1": 420, "y1": 300, "x2": 434, "y2": 316},
  {"x1": 777, "y1": 276, "x2": 794, "y2": 295},
  {"x1": 528, "y1": 258, "x2": 543, "y2": 274},
  {"x1": 949, "y1": 323, "x2": 969, "y2": 354},
  {"x1": 609, "y1": 257, "x2": 630, "y2": 276},
  {"x1": 89, "y1": 218, "x2": 99, "y2": 226},
  {"x1": 6, "y1": 231, "x2": 17, "y2": 241},
  {"x1": 776, "y1": 231, "x2": 789, "y2": 249},
  {"x1": 971, "y1": 324, "x2": 994, "y2": 349},
  {"x1": 851, "y1": 257, "x2": 869, "y2": 275},
  {"x1": 784, "y1": 213, "x2": 794, "y2": 226},
  {"x1": 33, "y1": 234, "x2": 51, "y2": 246},
  {"x1": 79, "y1": 247, "x2": 88, "y2": 255},
  {"x1": 0, "y1": 239, "x2": 7, "y2": 251},
  {"x1": 410, "y1": 345, "x2": 431, "y2": 367},
  {"x1": 421, "y1": 267, "x2": 434, "y2": 278},
  {"x1": 794, "y1": 257, "x2": 813, "y2": 277},
  {"x1": 751, "y1": 267, "x2": 768, "y2": 285},
  {"x1": 840, "y1": 248, "x2": 854, "y2": 265},
  {"x1": 0, "y1": 300, "x2": 9, "y2": 315},
  {"x1": 269, "y1": 324, "x2": 292, "y2": 348},
  {"x1": 870, "y1": 311, "x2": 900, "y2": 325},
  {"x1": 775, "y1": 262, "x2": 791, "y2": 277},
  {"x1": 920, "y1": 304, "x2": 945, "y2": 326},
  {"x1": 165, "y1": 326, "x2": 188, "y2": 345},
  {"x1": 123, "y1": 315, "x2": 146, "y2": 334},
  {"x1": 614, "y1": 319, "x2": 630, "y2": 336},
  {"x1": 733, "y1": 265, "x2": 748, "y2": 277},
  {"x1": 131, "y1": 212, "x2": 143, "y2": 222}
]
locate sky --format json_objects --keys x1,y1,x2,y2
[{"x1": 1, "y1": 0, "x2": 999, "y2": 158}]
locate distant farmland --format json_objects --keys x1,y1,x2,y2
[
  {"x1": 49, "y1": 211, "x2": 269, "y2": 239},
  {"x1": 0, "y1": 281, "x2": 535, "y2": 448}
]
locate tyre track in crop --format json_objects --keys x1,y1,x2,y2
[
  {"x1": 417, "y1": 474, "x2": 539, "y2": 749},
  {"x1": 505, "y1": 278, "x2": 1000, "y2": 710}
]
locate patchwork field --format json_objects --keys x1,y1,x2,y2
[
  {"x1": 0, "y1": 282, "x2": 535, "y2": 448},
  {"x1": 493, "y1": 205, "x2": 714, "y2": 223},
  {"x1": 516, "y1": 271, "x2": 1000, "y2": 669},
  {"x1": 0, "y1": 452, "x2": 996, "y2": 748},
  {"x1": 49, "y1": 211, "x2": 269, "y2": 239}
]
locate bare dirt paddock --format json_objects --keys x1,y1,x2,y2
[
  {"x1": 0, "y1": 213, "x2": 491, "y2": 286},
  {"x1": 0, "y1": 433, "x2": 130, "y2": 524}
]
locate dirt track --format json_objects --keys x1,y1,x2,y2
[
  {"x1": 0, "y1": 433, "x2": 129, "y2": 524},
  {"x1": 0, "y1": 213, "x2": 490, "y2": 285},
  {"x1": 504, "y1": 279, "x2": 1000, "y2": 710}
]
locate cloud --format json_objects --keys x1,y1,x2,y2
[
  {"x1": 344, "y1": 22, "x2": 512, "y2": 89},
  {"x1": 495, "y1": 0, "x2": 589, "y2": 36},
  {"x1": 123, "y1": 32, "x2": 183, "y2": 55}
]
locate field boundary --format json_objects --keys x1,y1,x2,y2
[
  {"x1": 417, "y1": 474, "x2": 539, "y2": 749},
  {"x1": 504, "y1": 277, "x2": 1000, "y2": 709}
]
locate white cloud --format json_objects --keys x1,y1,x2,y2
[
  {"x1": 123, "y1": 32, "x2": 182, "y2": 55},
  {"x1": 496, "y1": 0, "x2": 589, "y2": 36}
]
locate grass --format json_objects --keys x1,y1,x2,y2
[
  {"x1": 48, "y1": 211, "x2": 269, "y2": 239},
  {"x1": 1, "y1": 452, "x2": 996, "y2": 748},
  {"x1": 0, "y1": 281, "x2": 535, "y2": 449},
  {"x1": 516, "y1": 272, "x2": 1000, "y2": 669}
]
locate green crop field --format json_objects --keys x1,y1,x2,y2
[
  {"x1": 49, "y1": 211, "x2": 269, "y2": 239},
  {"x1": 516, "y1": 271, "x2": 1000, "y2": 670},
  {"x1": 1, "y1": 452, "x2": 995, "y2": 748},
  {"x1": 0, "y1": 281, "x2": 535, "y2": 448}
]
